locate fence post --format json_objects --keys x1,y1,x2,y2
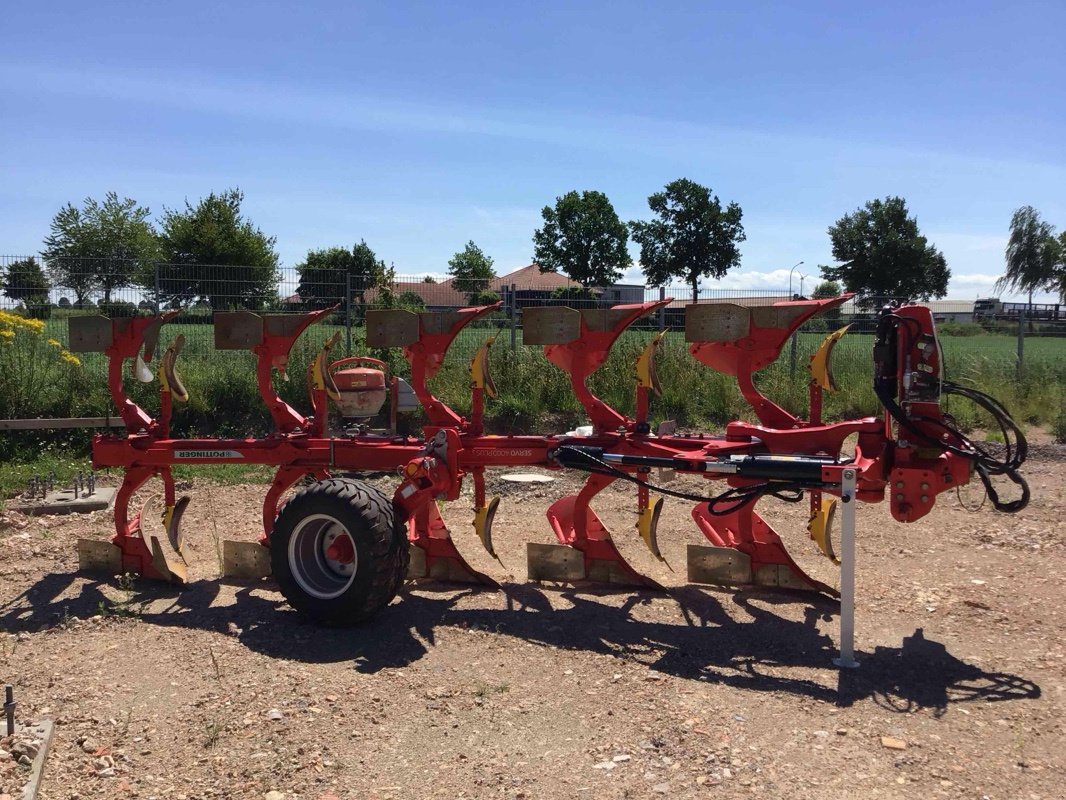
[
  {"x1": 658, "y1": 286, "x2": 666, "y2": 331},
  {"x1": 154, "y1": 262, "x2": 161, "y2": 314},
  {"x1": 509, "y1": 283, "x2": 518, "y2": 351},
  {"x1": 345, "y1": 273, "x2": 353, "y2": 355},
  {"x1": 1016, "y1": 312, "x2": 1025, "y2": 381}
]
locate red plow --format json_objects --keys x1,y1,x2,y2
[{"x1": 68, "y1": 295, "x2": 1029, "y2": 660}]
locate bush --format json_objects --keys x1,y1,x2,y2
[
  {"x1": 937, "y1": 320, "x2": 985, "y2": 337},
  {"x1": 0, "y1": 310, "x2": 83, "y2": 418},
  {"x1": 21, "y1": 295, "x2": 52, "y2": 320},
  {"x1": 97, "y1": 300, "x2": 139, "y2": 317}
]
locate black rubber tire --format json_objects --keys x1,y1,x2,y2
[{"x1": 271, "y1": 477, "x2": 409, "y2": 626}]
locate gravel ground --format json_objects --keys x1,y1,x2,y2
[{"x1": 0, "y1": 443, "x2": 1063, "y2": 800}]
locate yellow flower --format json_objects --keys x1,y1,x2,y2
[
  {"x1": 48, "y1": 338, "x2": 62, "y2": 348},
  {"x1": 60, "y1": 351, "x2": 81, "y2": 366},
  {"x1": 0, "y1": 329, "x2": 14, "y2": 339}
]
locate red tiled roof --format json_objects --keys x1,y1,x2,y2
[
  {"x1": 362, "y1": 280, "x2": 468, "y2": 307},
  {"x1": 489, "y1": 264, "x2": 581, "y2": 290}
]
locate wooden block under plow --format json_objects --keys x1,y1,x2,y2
[
  {"x1": 222, "y1": 540, "x2": 272, "y2": 579},
  {"x1": 77, "y1": 539, "x2": 123, "y2": 574},
  {"x1": 686, "y1": 544, "x2": 753, "y2": 585},
  {"x1": 526, "y1": 542, "x2": 586, "y2": 581}
]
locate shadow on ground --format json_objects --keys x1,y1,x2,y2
[{"x1": 1, "y1": 572, "x2": 1040, "y2": 715}]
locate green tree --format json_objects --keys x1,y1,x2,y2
[
  {"x1": 629, "y1": 178, "x2": 745, "y2": 303},
  {"x1": 811, "y1": 279, "x2": 842, "y2": 299},
  {"x1": 41, "y1": 192, "x2": 158, "y2": 305},
  {"x1": 995, "y1": 207, "x2": 1060, "y2": 312},
  {"x1": 2, "y1": 257, "x2": 49, "y2": 301},
  {"x1": 533, "y1": 190, "x2": 630, "y2": 286},
  {"x1": 295, "y1": 241, "x2": 386, "y2": 309},
  {"x1": 447, "y1": 241, "x2": 496, "y2": 302},
  {"x1": 156, "y1": 189, "x2": 279, "y2": 309},
  {"x1": 811, "y1": 278, "x2": 843, "y2": 326},
  {"x1": 2, "y1": 257, "x2": 51, "y2": 319},
  {"x1": 1054, "y1": 231, "x2": 1066, "y2": 303},
  {"x1": 823, "y1": 197, "x2": 949, "y2": 308}
]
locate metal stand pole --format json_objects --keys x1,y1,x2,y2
[
  {"x1": 4, "y1": 685, "x2": 14, "y2": 736},
  {"x1": 833, "y1": 468, "x2": 860, "y2": 668},
  {"x1": 345, "y1": 273, "x2": 353, "y2": 356},
  {"x1": 509, "y1": 283, "x2": 518, "y2": 351}
]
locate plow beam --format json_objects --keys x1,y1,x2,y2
[
  {"x1": 368, "y1": 303, "x2": 501, "y2": 429},
  {"x1": 214, "y1": 307, "x2": 336, "y2": 433},
  {"x1": 686, "y1": 296, "x2": 849, "y2": 429},
  {"x1": 524, "y1": 300, "x2": 670, "y2": 434}
]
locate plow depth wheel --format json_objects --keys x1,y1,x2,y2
[{"x1": 271, "y1": 478, "x2": 408, "y2": 625}]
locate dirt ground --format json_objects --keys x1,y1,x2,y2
[{"x1": 1, "y1": 442, "x2": 1064, "y2": 800}]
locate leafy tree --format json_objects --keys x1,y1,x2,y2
[
  {"x1": 2, "y1": 257, "x2": 50, "y2": 301},
  {"x1": 155, "y1": 189, "x2": 279, "y2": 309},
  {"x1": 447, "y1": 241, "x2": 496, "y2": 302},
  {"x1": 811, "y1": 279, "x2": 842, "y2": 299},
  {"x1": 467, "y1": 289, "x2": 501, "y2": 307},
  {"x1": 296, "y1": 241, "x2": 386, "y2": 309},
  {"x1": 995, "y1": 207, "x2": 1059, "y2": 310},
  {"x1": 423, "y1": 275, "x2": 437, "y2": 283},
  {"x1": 811, "y1": 279, "x2": 843, "y2": 325},
  {"x1": 41, "y1": 192, "x2": 158, "y2": 304},
  {"x1": 550, "y1": 285, "x2": 598, "y2": 308},
  {"x1": 395, "y1": 291, "x2": 427, "y2": 312},
  {"x1": 823, "y1": 197, "x2": 949, "y2": 308},
  {"x1": 533, "y1": 190, "x2": 630, "y2": 286},
  {"x1": 1054, "y1": 231, "x2": 1066, "y2": 303},
  {"x1": 2, "y1": 257, "x2": 51, "y2": 320},
  {"x1": 629, "y1": 178, "x2": 745, "y2": 302}
]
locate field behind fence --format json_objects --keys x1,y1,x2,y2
[{"x1": 2, "y1": 256, "x2": 1064, "y2": 442}]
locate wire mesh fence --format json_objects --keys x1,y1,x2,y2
[{"x1": 2, "y1": 255, "x2": 1063, "y2": 431}]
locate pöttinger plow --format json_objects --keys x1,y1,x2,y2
[{"x1": 69, "y1": 294, "x2": 1030, "y2": 660}]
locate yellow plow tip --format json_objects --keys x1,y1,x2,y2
[
  {"x1": 473, "y1": 497, "x2": 502, "y2": 561},
  {"x1": 807, "y1": 499, "x2": 840, "y2": 565},
  {"x1": 637, "y1": 496, "x2": 668, "y2": 565},
  {"x1": 808, "y1": 324, "x2": 852, "y2": 394},
  {"x1": 469, "y1": 336, "x2": 498, "y2": 399},
  {"x1": 161, "y1": 335, "x2": 190, "y2": 402}
]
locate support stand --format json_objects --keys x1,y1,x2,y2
[{"x1": 833, "y1": 468, "x2": 860, "y2": 668}]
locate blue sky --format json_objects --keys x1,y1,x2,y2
[{"x1": 2, "y1": 1, "x2": 1063, "y2": 300}]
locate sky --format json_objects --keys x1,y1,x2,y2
[{"x1": 1, "y1": 1, "x2": 1064, "y2": 301}]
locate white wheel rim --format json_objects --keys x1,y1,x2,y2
[{"x1": 287, "y1": 513, "x2": 358, "y2": 600}]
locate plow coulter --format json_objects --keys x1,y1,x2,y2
[{"x1": 68, "y1": 294, "x2": 1030, "y2": 657}]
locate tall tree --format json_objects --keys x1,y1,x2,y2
[
  {"x1": 447, "y1": 241, "x2": 496, "y2": 302},
  {"x1": 629, "y1": 178, "x2": 745, "y2": 303},
  {"x1": 41, "y1": 192, "x2": 158, "y2": 305},
  {"x1": 295, "y1": 241, "x2": 386, "y2": 309},
  {"x1": 823, "y1": 197, "x2": 949, "y2": 308},
  {"x1": 2, "y1": 257, "x2": 50, "y2": 302},
  {"x1": 996, "y1": 207, "x2": 1059, "y2": 310},
  {"x1": 156, "y1": 189, "x2": 279, "y2": 309},
  {"x1": 1054, "y1": 231, "x2": 1066, "y2": 303},
  {"x1": 533, "y1": 190, "x2": 630, "y2": 286}
]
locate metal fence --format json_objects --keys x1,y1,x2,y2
[{"x1": 2, "y1": 254, "x2": 1064, "y2": 387}]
